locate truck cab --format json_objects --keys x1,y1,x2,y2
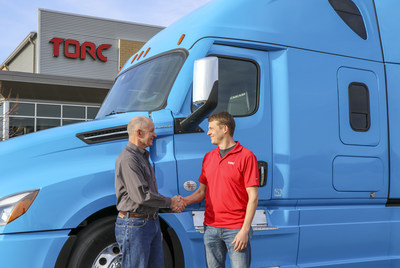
[{"x1": 1, "y1": 0, "x2": 400, "y2": 267}]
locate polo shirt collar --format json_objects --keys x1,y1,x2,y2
[
  {"x1": 228, "y1": 141, "x2": 243, "y2": 155},
  {"x1": 213, "y1": 141, "x2": 243, "y2": 158}
]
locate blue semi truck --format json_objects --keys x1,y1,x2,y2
[{"x1": 1, "y1": 0, "x2": 400, "y2": 267}]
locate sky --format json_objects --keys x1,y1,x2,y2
[{"x1": 0, "y1": 0, "x2": 212, "y2": 64}]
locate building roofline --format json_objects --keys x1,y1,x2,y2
[
  {"x1": 0, "y1": 32, "x2": 37, "y2": 70},
  {"x1": 39, "y1": 8, "x2": 165, "y2": 30},
  {"x1": 0, "y1": 70, "x2": 113, "y2": 89}
]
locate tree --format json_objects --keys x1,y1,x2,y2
[{"x1": 0, "y1": 81, "x2": 20, "y2": 141}]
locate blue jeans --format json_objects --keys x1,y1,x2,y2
[
  {"x1": 115, "y1": 215, "x2": 164, "y2": 268},
  {"x1": 204, "y1": 225, "x2": 252, "y2": 268}
]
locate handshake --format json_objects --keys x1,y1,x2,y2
[{"x1": 170, "y1": 195, "x2": 188, "y2": 213}]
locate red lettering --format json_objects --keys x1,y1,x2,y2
[
  {"x1": 80, "y1": 42, "x2": 97, "y2": 60},
  {"x1": 49, "y1": 38, "x2": 65, "y2": 57},
  {"x1": 64, "y1": 39, "x2": 80, "y2": 59},
  {"x1": 49, "y1": 37, "x2": 111, "y2": 62},
  {"x1": 96, "y1": 44, "x2": 112, "y2": 62}
]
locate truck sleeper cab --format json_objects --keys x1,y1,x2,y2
[{"x1": 1, "y1": 0, "x2": 400, "y2": 267}]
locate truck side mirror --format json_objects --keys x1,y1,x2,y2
[{"x1": 180, "y1": 57, "x2": 219, "y2": 131}]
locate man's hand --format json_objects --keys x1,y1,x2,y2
[
  {"x1": 231, "y1": 186, "x2": 258, "y2": 251},
  {"x1": 180, "y1": 196, "x2": 189, "y2": 207},
  {"x1": 232, "y1": 229, "x2": 249, "y2": 251},
  {"x1": 170, "y1": 196, "x2": 186, "y2": 213}
]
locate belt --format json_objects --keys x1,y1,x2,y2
[{"x1": 118, "y1": 211, "x2": 158, "y2": 219}]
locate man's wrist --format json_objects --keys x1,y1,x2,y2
[
  {"x1": 182, "y1": 196, "x2": 191, "y2": 206},
  {"x1": 165, "y1": 197, "x2": 172, "y2": 208},
  {"x1": 241, "y1": 225, "x2": 251, "y2": 232}
]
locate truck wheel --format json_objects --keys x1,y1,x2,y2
[{"x1": 67, "y1": 216, "x2": 174, "y2": 268}]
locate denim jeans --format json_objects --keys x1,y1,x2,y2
[
  {"x1": 204, "y1": 225, "x2": 252, "y2": 268},
  {"x1": 115, "y1": 214, "x2": 164, "y2": 268}
]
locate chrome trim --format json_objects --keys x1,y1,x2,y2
[{"x1": 83, "y1": 130, "x2": 127, "y2": 141}]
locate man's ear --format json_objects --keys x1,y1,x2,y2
[
  {"x1": 223, "y1": 125, "x2": 229, "y2": 134},
  {"x1": 136, "y1": 128, "x2": 142, "y2": 138}
]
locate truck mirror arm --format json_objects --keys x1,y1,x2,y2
[{"x1": 180, "y1": 81, "x2": 218, "y2": 131}]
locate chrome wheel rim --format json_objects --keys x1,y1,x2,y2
[{"x1": 92, "y1": 242, "x2": 122, "y2": 268}]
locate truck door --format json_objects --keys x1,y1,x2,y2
[
  {"x1": 174, "y1": 45, "x2": 298, "y2": 267},
  {"x1": 175, "y1": 44, "x2": 272, "y2": 202}
]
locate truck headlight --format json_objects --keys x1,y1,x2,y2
[{"x1": 0, "y1": 190, "x2": 39, "y2": 226}]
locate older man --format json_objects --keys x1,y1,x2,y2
[{"x1": 115, "y1": 116, "x2": 184, "y2": 268}]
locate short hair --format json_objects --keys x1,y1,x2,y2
[
  {"x1": 127, "y1": 116, "x2": 150, "y2": 137},
  {"x1": 208, "y1": 112, "x2": 235, "y2": 136}
]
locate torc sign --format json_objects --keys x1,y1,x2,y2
[{"x1": 49, "y1": 37, "x2": 112, "y2": 62}]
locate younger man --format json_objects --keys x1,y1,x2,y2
[{"x1": 183, "y1": 112, "x2": 259, "y2": 268}]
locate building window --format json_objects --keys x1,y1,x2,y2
[
  {"x1": 63, "y1": 105, "x2": 85, "y2": 119},
  {"x1": 62, "y1": 119, "x2": 84, "y2": 126},
  {"x1": 37, "y1": 118, "x2": 61, "y2": 131},
  {"x1": 37, "y1": 104, "x2": 61, "y2": 117},
  {"x1": 2, "y1": 100, "x2": 100, "y2": 140},
  {"x1": 9, "y1": 117, "x2": 35, "y2": 137},
  {"x1": 87, "y1": 107, "x2": 100, "y2": 119},
  {"x1": 9, "y1": 102, "x2": 35, "y2": 116}
]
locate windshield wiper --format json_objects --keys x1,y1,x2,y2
[{"x1": 105, "y1": 110, "x2": 126, "y2": 117}]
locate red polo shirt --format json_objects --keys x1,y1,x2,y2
[{"x1": 199, "y1": 142, "x2": 259, "y2": 229}]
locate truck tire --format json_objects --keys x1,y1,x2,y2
[{"x1": 67, "y1": 216, "x2": 174, "y2": 268}]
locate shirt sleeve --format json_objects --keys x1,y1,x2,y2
[
  {"x1": 243, "y1": 152, "x2": 260, "y2": 188},
  {"x1": 198, "y1": 154, "x2": 208, "y2": 185},
  {"x1": 120, "y1": 156, "x2": 171, "y2": 208}
]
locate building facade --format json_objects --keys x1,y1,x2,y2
[{"x1": 0, "y1": 9, "x2": 163, "y2": 140}]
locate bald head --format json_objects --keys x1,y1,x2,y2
[
  {"x1": 127, "y1": 116, "x2": 157, "y2": 149},
  {"x1": 128, "y1": 116, "x2": 152, "y2": 137}
]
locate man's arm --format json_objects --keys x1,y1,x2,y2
[
  {"x1": 182, "y1": 183, "x2": 206, "y2": 206},
  {"x1": 120, "y1": 157, "x2": 172, "y2": 208},
  {"x1": 232, "y1": 186, "x2": 259, "y2": 251},
  {"x1": 120, "y1": 159, "x2": 185, "y2": 212}
]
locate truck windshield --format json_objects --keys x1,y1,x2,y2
[{"x1": 96, "y1": 51, "x2": 187, "y2": 118}]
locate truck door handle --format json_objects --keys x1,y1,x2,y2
[{"x1": 258, "y1": 161, "x2": 268, "y2": 187}]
